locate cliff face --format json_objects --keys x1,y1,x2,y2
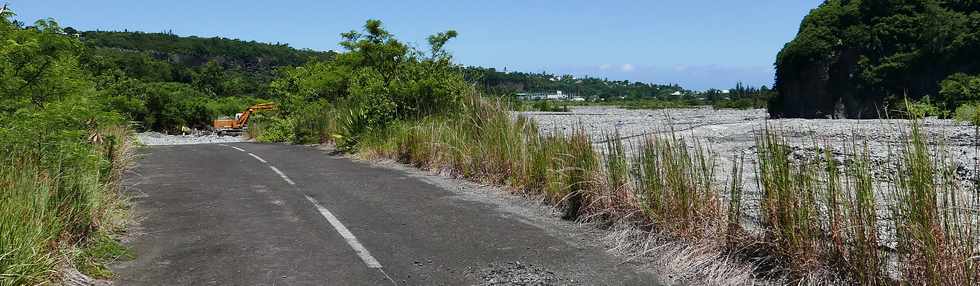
[{"x1": 770, "y1": 0, "x2": 980, "y2": 119}]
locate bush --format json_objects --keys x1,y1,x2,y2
[
  {"x1": 940, "y1": 73, "x2": 980, "y2": 108},
  {"x1": 141, "y1": 82, "x2": 211, "y2": 132},
  {"x1": 269, "y1": 20, "x2": 467, "y2": 144},
  {"x1": 0, "y1": 100, "x2": 131, "y2": 284},
  {"x1": 256, "y1": 116, "x2": 296, "y2": 143},
  {"x1": 954, "y1": 102, "x2": 980, "y2": 125},
  {"x1": 903, "y1": 95, "x2": 946, "y2": 118},
  {"x1": 1, "y1": 14, "x2": 133, "y2": 284},
  {"x1": 206, "y1": 96, "x2": 261, "y2": 119},
  {"x1": 530, "y1": 100, "x2": 569, "y2": 112}
]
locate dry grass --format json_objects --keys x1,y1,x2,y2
[
  {"x1": 324, "y1": 95, "x2": 980, "y2": 285},
  {"x1": 600, "y1": 225, "x2": 758, "y2": 286}
]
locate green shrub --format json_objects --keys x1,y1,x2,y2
[
  {"x1": 206, "y1": 96, "x2": 261, "y2": 119},
  {"x1": 256, "y1": 116, "x2": 296, "y2": 143},
  {"x1": 1, "y1": 13, "x2": 132, "y2": 285},
  {"x1": 954, "y1": 102, "x2": 980, "y2": 125},
  {"x1": 901, "y1": 95, "x2": 949, "y2": 119},
  {"x1": 529, "y1": 100, "x2": 569, "y2": 112},
  {"x1": 269, "y1": 20, "x2": 467, "y2": 143}
]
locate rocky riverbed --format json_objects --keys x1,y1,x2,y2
[{"x1": 520, "y1": 106, "x2": 980, "y2": 222}]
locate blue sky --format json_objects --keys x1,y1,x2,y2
[{"x1": 12, "y1": 1, "x2": 822, "y2": 90}]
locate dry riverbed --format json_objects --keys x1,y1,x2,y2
[
  {"x1": 521, "y1": 106, "x2": 980, "y2": 234},
  {"x1": 521, "y1": 106, "x2": 978, "y2": 186}
]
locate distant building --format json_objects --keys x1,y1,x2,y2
[
  {"x1": 545, "y1": 90, "x2": 566, "y2": 100},
  {"x1": 516, "y1": 90, "x2": 572, "y2": 101}
]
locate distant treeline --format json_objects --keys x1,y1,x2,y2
[
  {"x1": 462, "y1": 66, "x2": 685, "y2": 100},
  {"x1": 462, "y1": 67, "x2": 774, "y2": 109},
  {"x1": 79, "y1": 30, "x2": 335, "y2": 99}
]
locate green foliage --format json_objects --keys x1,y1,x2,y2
[
  {"x1": 140, "y1": 82, "x2": 211, "y2": 132},
  {"x1": 77, "y1": 233, "x2": 133, "y2": 279},
  {"x1": 0, "y1": 18, "x2": 91, "y2": 113},
  {"x1": 954, "y1": 102, "x2": 980, "y2": 125},
  {"x1": 256, "y1": 116, "x2": 296, "y2": 143},
  {"x1": 529, "y1": 100, "x2": 569, "y2": 112},
  {"x1": 904, "y1": 95, "x2": 946, "y2": 118},
  {"x1": 205, "y1": 96, "x2": 262, "y2": 118},
  {"x1": 81, "y1": 30, "x2": 333, "y2": 69},
  {"x1": 773, "y1": 0, "x2": 980, "y2": 118},
  {"x1": 1, "y1": 12, "x2": 132, "y2": 284},
  {"x1": 463, "y1": 66, "x2": 685, "y2": 101},
  {"x1": 940, "y1": 73, "x2": 980, "y2": 107},
  {"x1": 620, "y1": 99, "x2": 698, "y2": 110},
  {"x1": 68, "y1": 29, "x2": 336, "y2": 132},
  {"x1": 269, "y1": 20, "x2": 468, "y2": 146}
]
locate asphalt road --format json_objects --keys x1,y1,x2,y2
[{"x1": 114, "y1": 143, "x2": 659, "y2": 285}]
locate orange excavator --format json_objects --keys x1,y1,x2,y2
[{"x1": 212, "y1": 103, "x2": 277, "y2": 136}]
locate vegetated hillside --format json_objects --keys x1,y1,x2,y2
[
  {"x1": 771, "y1": 0, "x2": 980, "y2": 119},
  {"x1": 81, "y1": 31, "x2": 334, "y2": 72},
  {"x1": 79, "y1": 30, "x2": 335, "y2": 98},
  {"x1": 61, "y1": 30, "x2": 338, "y2": 132}
]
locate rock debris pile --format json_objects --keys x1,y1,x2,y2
[{"x1": 136, "y1": 131, "x2": 244, "y2": 146}]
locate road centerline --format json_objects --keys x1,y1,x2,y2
[
  {"x1": 219, "y1": 144, "x2": 247, "y2": 152},
  {"x1": 303, "y1": 194, "x2": 384, "y2": 269},
  {"x1": 267, "y1": 166, "x2": 296, "y2": 186},
  {"x1": 247, "y1": 153, "x2": 268, "y2": 163},
  {"x1": 222, "y1": 144, "x2": 390, "y2": 280}
]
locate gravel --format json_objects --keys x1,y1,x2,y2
[
  {"x1": 520, "y1": 106, "x2": 978, "y2": 182},
  {"x1": 478, "y1": 262, "x2": 571, "y2": 286},
  {"x1": 520, "y1": 106, "x2": 980, "y2": 228},
  {"x1": 136, "y1": 131, "x2": 245, "y2": 146}
]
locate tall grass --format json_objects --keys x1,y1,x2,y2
[
  {"x1": 632, "y1": 131, "x2": 722, "y2": 237},
  {"x1": 755, "y1": 128, "x2": 822, "y2": 271},
  {"x1": 317, "y1": 94, "x2": 980, "y2": 284},
  {"x1": 888, "y1": 123, "x2": 979, "y2": 284},
  {"x1": 0, "y1": 126, "x2": 133, "y2": 285},
  {"x1": 749, "y1": 122, "x2": 980, "y2": 284}
]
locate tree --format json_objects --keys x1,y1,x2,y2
[
  {"x1": 771, "y1": 0, "x2": 980, "y2": 118},
  {"x1": 940, "y1": 73, "x2": 980, "y2": 107}
]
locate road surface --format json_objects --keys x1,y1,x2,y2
[{"x1": 114, "y1": 143, "x2": 659, "y2": 285}]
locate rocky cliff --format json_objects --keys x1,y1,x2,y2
[{"x1": 770, "y1": 0, "x2": 980, "y2": 119}]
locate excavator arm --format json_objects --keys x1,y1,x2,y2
[
  {"x1": 212, "y1": 103, "x2": 277, "y2": 135},
  {"x1": 235, "y1": 103, "x2": 277, "y2": 128}
]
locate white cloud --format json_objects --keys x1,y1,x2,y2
[
  {"x1": 599, "y1": 64, "x2": 612, "y2": 70},
  {"x1": 620, "y1": 64, "x2": 635, "y2": 72}
]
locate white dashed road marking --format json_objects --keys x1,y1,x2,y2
[
  {"x1": 219, "y1": 144, "x2": 247, "y2": 152},
  {"x1": 267, "y1": 166, "x2": 296, "y2": 186},
  {"x1": 303, "y1": 194, "x2": 383, "y2": 268},
  {"x1": 223, "y1": 144, "x2": 391, "y2": 282},
  {"x1": 248, "y1": 153, "x2": 268, "y2": 163}
]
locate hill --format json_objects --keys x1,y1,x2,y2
[
  {"x1": 770, "y1": 0, "x2": 980, "y2": 119},
  {"x1": 79, "y1": 30, "x2": 335, "y2": 98}
]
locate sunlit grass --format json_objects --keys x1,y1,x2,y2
[
  {"x1": 0, "y1": 127, "x2": 133, "y2": 285},
  {"x1": 326, "y1": 95, "x2": 980, "y2": 284}
]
